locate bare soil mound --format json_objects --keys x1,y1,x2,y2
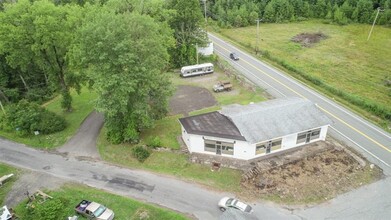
[
  {"x1": 241, "y1": 148, "x2": 383, "y2": 204},
  {"x1": 291, "y1": 32, "x2": 328, "y2": 47}
]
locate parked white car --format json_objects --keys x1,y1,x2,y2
[{"x1": 218, "y1": 197, "x2": 253, "y2": 213}]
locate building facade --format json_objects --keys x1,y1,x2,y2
[{"x1": 179, "y1": 98, "x2": 333, "y2": 160}]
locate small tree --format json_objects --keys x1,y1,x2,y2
[{"x1": 132, "y1": 146, "x2": 151, "y2": 162}]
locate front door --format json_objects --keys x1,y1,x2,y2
[
  {"x1": 216, "y1": 143, "x2": 222, "y2": 155},
  {"x1": 305, "y1": 131, "x2": 311, "y2": 143}
]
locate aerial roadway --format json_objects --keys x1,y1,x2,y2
[{"x1": 208, "y1": 33, "x2": 391, "y2": 175}]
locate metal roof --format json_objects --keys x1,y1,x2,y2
[
  {"x1": 179, "y1": 111, "x2": 246, "y2": 141},
  {"x1": 221, "y1": 97, "x2": 333, "y2": 144}
]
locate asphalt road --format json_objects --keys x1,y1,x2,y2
[
  {"x1": 208, "y1": 33, "x2": 391, "y2": 174},
  {"x1": 0, "y1": 138, "x2": 296, "y2": 220},
  {"x1": 209, "y1": 33, "x2": 391, "y2": 219}
]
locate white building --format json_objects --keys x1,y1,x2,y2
[
  {"x1": 179, "y1": 97, "x2": 333, "y2": 160},
  {"x1": 197, "y1": 42, "x2": 214, "y2": 56}
]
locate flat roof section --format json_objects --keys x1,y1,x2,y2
[{"x1": 179, "y1": 111, "x2": 246, "y2": 141}]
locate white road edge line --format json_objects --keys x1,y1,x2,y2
[
  {"x1": 208, "y1": 33, "x2": 391, "y2": 140},
  {"x1": 330, "y1": 126, "x2": 390, "y2": 167},
  {"x1": 214, "y1": 48, "x2": 286, "y2": 98}
]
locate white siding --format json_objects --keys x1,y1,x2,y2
[{"x1": 181, "y1": 125, "x2": 330, "y2": 160}]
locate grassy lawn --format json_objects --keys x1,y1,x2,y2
[
  {"x1": 14, "y1": 184, "x2": 188, "y2": 220},
  {"x1": 0, "y1": 87, "x2": 97, "y2": 149},
  {"x1": 0, "y1": 163, "x2": 20, "y2": 205},
  {"x1": 215, "y1": 20, "x2": 391, "y2": 128},
  {"x1": 98, "y1": 127, "x2": 242, "y2": 193},
  {"x1": 97, "y1": 62, "x2": 266, "y2": 194}
]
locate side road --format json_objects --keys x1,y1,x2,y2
[{"x1": 0, "y1": 138, "x2": 296, "y2": 220}]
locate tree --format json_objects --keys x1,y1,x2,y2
[
  {"x1": 71, "y1": 6, "x2": 174, "y2": 143},
  {"x1": 334, "y1": 7, "x2": 349, "y2": 25},
  {"x1": 167, "y1": 0, "x2": 207, "y2": 67},
  {"x1": 0, "y1": 0, "x2": 82, "y2": 111},
  {"x1": 355, "y1": 0, "x2": 374, "y2": 23}
]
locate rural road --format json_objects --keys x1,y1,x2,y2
[
  {"x1": 208, "y1": 33, "x2": 391, "y2": 173},
  {"x1": 0, "y1": 138, "x2": 295, "y2": 220},
  {"x1": 208, "y1": 33, "x2": 391, "y2": 219}
]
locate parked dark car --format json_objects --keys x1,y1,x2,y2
[{"x1": 229, "y1": 52, "x2": 239, "y2": 61}]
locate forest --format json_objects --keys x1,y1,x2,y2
[
  {"x1": 207, "y1": 0, "x2": 391, "y2": 26},
  {"x1": 0, "y1": 0, "x2": 207, "y2": 143}
]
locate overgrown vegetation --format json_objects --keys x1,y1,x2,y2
[
  {"x1": 0, "y1": 88, "x2": 97, "y2": 148},
  {"x1": 0, "y1": 100, "x2": 66, "y2": 136},
  {"x1": 14, "y1": 184, "x2": 188, "y2": 220}
]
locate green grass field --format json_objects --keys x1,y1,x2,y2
[
  {"x1": 0, "y1": 163, "x2": 20, "y2": 205},
  {"x1": 217, "y1": 20, "x2": 391, "y2": 128},
  {"x1": 0, "y1": 87, "x2": 97, "y2": 148},
  {"x1": 14, "y1": 184, "x2": 188, "y2": 220}
]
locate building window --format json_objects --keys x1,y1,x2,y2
[
  {"x1": 221, "y1": 142, "x2": 234, "y2": 155},
  {"x1": 296, "y1": 128, "x2": 322, "y2": 144},
  {"x1": 204, "y1": 139, "x2": 234, "y2": 155},
  {"x1": 204, "y1": 140, "x2": 216, "y2": 152},
  {"x1": 256, "y1": 139, "x2": 282, "y2": 155}
]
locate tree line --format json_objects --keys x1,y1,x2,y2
[
  {"x1": 208, "y1": 0, "x2": 391, "y2": 27},
  {"x1": 0, "y1": 0, "x2": 206, "y2": 143}
]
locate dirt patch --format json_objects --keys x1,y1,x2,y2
[
  {"x1": 291, "y1": 32, "x2": 328, "y2": 47},
  {"x1": 169, "y1": 85, "x2": 217, "y2": 116},
  {"x1": 241, "y1": 148, "x2": 383, "y2": 204},
  {"x1": 5, "y1": 171, "x2": 68, "y2": 207}
]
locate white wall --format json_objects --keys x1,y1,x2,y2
[
  {"x1": 182, "y1": 125, "x2": 330, "y2": 160},
  {"x1": 197, "y1": 42, "x2": 213, "y2": 56}
]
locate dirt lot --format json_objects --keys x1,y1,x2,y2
[
  {"x1": 291, "y1": 32, "x2": 328, "y2": 47},
  {"x1": 169, "y1": 85, "x2": 217, "y2": 116},
  {"x1": 241, "y1": 146, "x2": 383, "y2": 204}
]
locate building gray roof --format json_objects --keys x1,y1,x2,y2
[
  {"x1": 221, "y1": 97, "x2": 333, "y2": 144},
  {"x1": 179, "y1": 111, "x2": 246, "y2": 141}
]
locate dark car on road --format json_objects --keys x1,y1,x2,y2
[{"x1": 229, "y1": 52, "x2": 239, "y2": 61}]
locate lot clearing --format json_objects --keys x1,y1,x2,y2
[{"x1": 240, "y1": 141, "x2": 383, "y2": 204}]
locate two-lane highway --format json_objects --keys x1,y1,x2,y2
[{"x1": 209, "y1": 33, "x2": 391, "y2": 173}]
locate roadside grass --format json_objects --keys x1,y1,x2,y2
[
  {"x1": 0, "y1": 163, "x2": 20, "y2": 205},
  {"x1": 98, "y1": 127, "x2": 242, "y2": 193},
  {"x1": 0, "y1": 87, "x2": 97, "y2": 148},
  {"x1": 14, "y1": 183, "x2": 189, "y2": 220},
  {"x1": 140, "y1": 115, "x2": 182, "y2": 150},
  {"x1": 215, "y1": 20, "x2": 391, "y2": 129}
]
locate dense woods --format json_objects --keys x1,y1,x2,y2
[
  {"x1": 0, "y1": 0, "x2": 206, "y2": 141},
  {"x1": 208, "y1": 0, "x2": 391, "y2": 27}
]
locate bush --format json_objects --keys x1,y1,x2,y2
[
  {"x1": 2, "y1": 100, "x2": 66, "y2": 136},
  {"x1": 146, "y1": 136, "x2": 162, "y2": 149},
  {"x1": 132, "y1": 145, "x2": 151, "y2": 162}
]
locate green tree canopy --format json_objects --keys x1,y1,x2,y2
[
  {"x1": 0, "y1": 0, "x2": 82, "y2": 111},
  {"x1": 71, "y1": 5, "x2": 174, "y2": 143}
]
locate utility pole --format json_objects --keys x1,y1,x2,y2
[
  {"x1": 255, "y1": 19, "x2": 262, "y2": 54},
  {"x1": 367, "y1": 7, "x2": 383, "y2": 41}
]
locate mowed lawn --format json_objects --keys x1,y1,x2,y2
[{"x1": 218, "y1": 20, "x2": 391, "y2": 124}]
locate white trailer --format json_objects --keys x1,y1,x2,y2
[{"x1": 180, "y1": 63, "x2": 214, "y2": 77}]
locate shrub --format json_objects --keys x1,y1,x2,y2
[
  {"x1": 132, "y1": 145, "x2": 150, "y2": 162},
  {"x1": 146, "y1": 136, "x2": 162, "y2": 149},
  {"x1": 2, "y1": 100, "x2": 66, "y2": 136}
]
